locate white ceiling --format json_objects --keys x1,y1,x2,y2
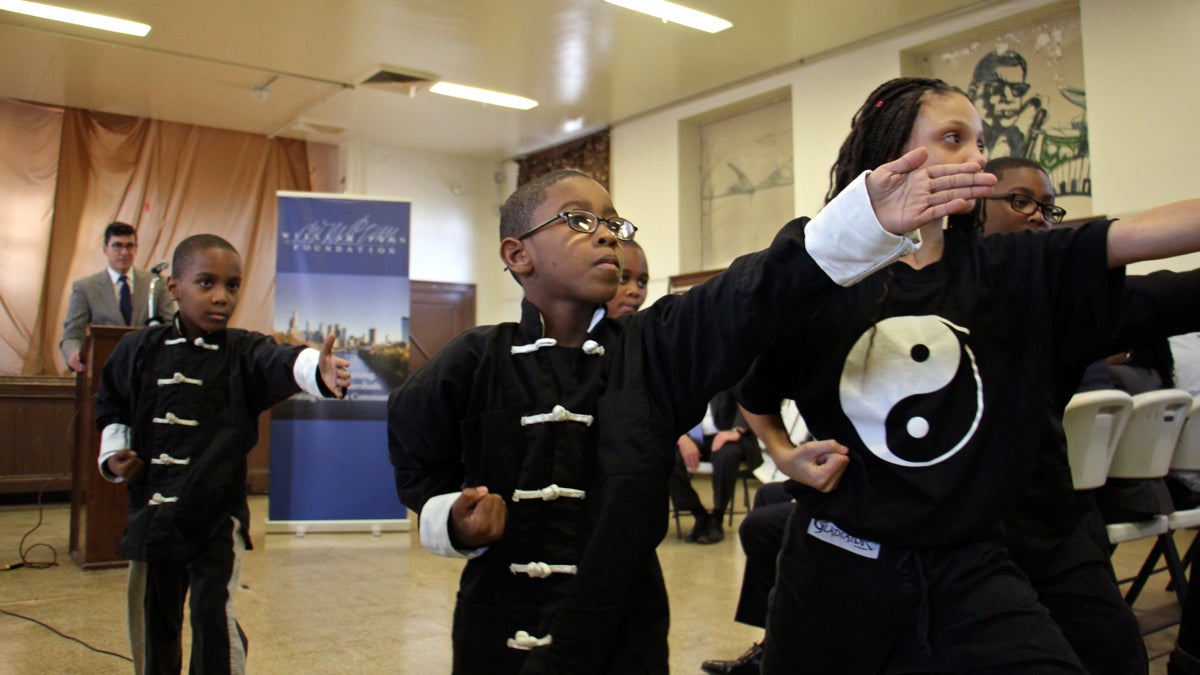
[{"x1": 0, "y1": 0, "x2": 993, "y2": 160}]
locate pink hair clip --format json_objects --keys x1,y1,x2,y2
[{"x1": 875, "y1": 100, "x2": 885, "y2": 108}]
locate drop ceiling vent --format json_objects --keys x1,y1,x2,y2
[{"x1": 358, "y1": 66, "x2": 440, "y2": 97}]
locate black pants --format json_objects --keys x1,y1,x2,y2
[
  {"x1": 667, "y1": 434, "x2": 755, "y2": 516},
  {"x1": 734, "y1": 482, "x2": 792, "y2": 628},
  {"x1": 762, "y1": 515, "x2": 1086, "y2": 674},
  {"x1": 1030, "y1": 543, "x2": 1148, "y2": 675},
  {"x1": 127, "y1": 516, "x2": 247, "y2": 674}
]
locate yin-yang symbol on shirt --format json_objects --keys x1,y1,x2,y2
[{"x1": 838, "y1": 315, "x2": 982, "y2": 467}]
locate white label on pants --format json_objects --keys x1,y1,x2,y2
[{"x1": 807, "y1": 519, "x2": 881, "y2": 559}]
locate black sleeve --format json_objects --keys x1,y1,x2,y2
[
  {"x1": 633, "y1": 217, "x2": 838, "y2": 431},
  {"x1": 734, "y1": 346, "x2": 795, "y2": 417},
  {"x1": 1113, "y1": 269, "x2": 1200, "y2": 349},
  {"x1": 386, "y1": 332, "x2": 480, "y2": 513},
  {"x1": 1036, "y1": 221, "x2": 1126, "y2": 367},
  {"x1": 94, "y1": 331, "x2": 140, "y2": 431},
  {"x1": 239, "y1": 332, "x2": 306, "y2": 414}
]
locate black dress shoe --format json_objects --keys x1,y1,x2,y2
[
  {"x1": 701, "y1": 642, "x2": 763, "y2": 674},
  {"x1": 685, "y1": 514, "x2": 711, "y2": 543},
  {"x1": 699, "y1": 517, "x2": 725, "y2": 543}
]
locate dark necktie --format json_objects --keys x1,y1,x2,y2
[{"x1": 118, "y1": 275, "x2": 132, "y2": 325}]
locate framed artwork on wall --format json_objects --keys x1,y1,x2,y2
[
  {"x1": 903, "y1": 4, "x2": 1092, "y2": 219},
  {"x1": 694, "y1": 91, "x2": 794, "y2": 271}
]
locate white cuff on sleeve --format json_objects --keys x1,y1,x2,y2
[
  {"x1": 293, "y1": 347, "x2": 323, "y2": 397},
  {"x1": 98, "y1": 423, "x2": 130, "y2": 482},
  {"x1": 804, "y1": 171, "x2": 920, "y2": 286},
  {"x1": 419, "y1": 492, "x2": 488, "y2": 559}
]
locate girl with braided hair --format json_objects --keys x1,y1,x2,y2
[{"x1": 736, "y1": 77, "x2": 1200, "y2": 673}]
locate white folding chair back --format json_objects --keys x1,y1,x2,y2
[
  {"x1": 1107, "y1": 389, "x2": 1194, "y2": 479},
  {"x1": 1062, "y1": 390, "x2": 1133, "y2": 489},
  {"x1": 1170, "y1": 397, "x2": 1200, "y2": 470}
]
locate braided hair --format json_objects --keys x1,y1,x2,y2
[
  {"x1": 829, "y1": 79, "x2": 974, "y2": 352},
  {"x1": 828, "y1": 77, "x2": 979, "y2": 232}
]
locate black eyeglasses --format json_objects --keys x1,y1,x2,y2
[
  {"x1": 986, "y1": 193, "x2": 1067, "y2": 224},
  {"x1": 520, "y1": 209, "x2": 637, "y2": 242},
  {"x1": 107, "y1": 242, "x2": 138, "y2": 251}
]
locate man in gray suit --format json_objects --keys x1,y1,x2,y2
[{"x1": 59, "y1": 222, "x2": 175, "y2": 372}]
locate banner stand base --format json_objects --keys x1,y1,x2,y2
[{"x1": 264, "y1": 518, "x2": 410, "y2": 537}]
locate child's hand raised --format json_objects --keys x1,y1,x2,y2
[
  {"x1": 317, "y1": 333, "x2": 351, "y2": 398},
  {"x1": 450, "y1": 486, "x2": 507, "y2": 549},
  {"x1": 774, "y1": 439, "x2": 850, "y2": 493},
  {"x1": 106, "y1": 450, "x2": 145, "y2": 484},
  {"x1": 866, "y1": 147, "x2": 995, "y2": 234}
]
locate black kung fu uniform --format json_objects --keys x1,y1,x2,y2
[
  {"x1": 95, "y1": 318, "x2": 326, "y2": 673},
  {"x1": 387, "y1": 191, "x2": 912, "y2": 674},
  {"x1": 1003, "y1": 268, "x2": 1200, "y2": 675},
  {"x1": 738, "y1": 222, "x2": 1123, "y2": 674}
]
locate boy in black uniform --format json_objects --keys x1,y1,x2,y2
[
  {"x1": 96, "y1": 234, "x2": 351, "y2": 674},
  {"x1": 387, "y1": 162, "x2": 995, "y2": 674}
]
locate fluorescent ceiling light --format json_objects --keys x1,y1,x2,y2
[
  {"x1": 0, "y1": 0, "x2": 151, "y2": 36},
  {"x1": 429, "y1": 82, "x2": 538, "y2": 110},
  {"x1": 604, "y1": 0, "x2": 731, "y2": 33}
]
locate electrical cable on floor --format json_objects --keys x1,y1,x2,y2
[
  {"x1": 3, "y1": 474, "x2": 62, "y2": 570},
  {"x1": 0, "y1": 608, "x2": 132, "y2": 662}
]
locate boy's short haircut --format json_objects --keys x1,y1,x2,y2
[
  {"x1": 499, "y1": 169, "x2": 594, "y2": 241},
  {"x1": 984, "y1": 156, "x2": 1045, "y2": 179},
  {"x1": 172, "y1": 234, "x2": 239, "y2": 275},
  {"x1": 104, "y1": 221, "x2": 137, "y2": 245}
]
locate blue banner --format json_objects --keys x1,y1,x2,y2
[{"x1": 268, "y1": 193, "x2": 410, "y2": 528}]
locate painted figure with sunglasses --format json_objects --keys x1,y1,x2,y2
[
  {"x1": 59, "y1": 221, "x2": 176, "y2": 372},
  {"x1": 969, "y1": 50, "x2": 1044, "y2": 158},
  {"x1": 388, "y1": 163, "x2": 993, "y2": 674}
]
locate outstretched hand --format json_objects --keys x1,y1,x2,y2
[
  {"x1": 774, "y1": 439, "x2": 850, "y2": 493},
  {"x1": 317, "y1": 333, "x2": 351, "y2": 398},
  {"x1": 450, "y1": 486, "x2": 507, "y2": 549},
  {"x1": 866, "y1": 147, "x2": 995, "y2": 235}
]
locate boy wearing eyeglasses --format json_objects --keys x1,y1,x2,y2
[
  {"x1": 387, "y1": 165, "x2": 993, "y2": 673},
  {"x1": 980, "y1": 156, "x2": 1068, "y2": 233},
  {"x1": 982, "y1": 155, "x2": 1200, "y2": 675}
]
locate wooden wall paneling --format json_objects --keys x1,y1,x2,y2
[
  {"x1": 409, "y1": 281, "x2": 476, "y2": 373},
  {"x1": 0, "y1": 376, "x2": 75, "y2": 493}
]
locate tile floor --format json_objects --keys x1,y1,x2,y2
[{"x1": 0, "y1": 486, "x2": 1185, "y2": 673}]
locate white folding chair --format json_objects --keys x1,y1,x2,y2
[
  {"x1": 1168, "y1": 397, "x2": 1200, "y2": 574},
  {"x1": 1105, "y1": 389, "x2": 1195, "y2": 606},
  {"x1": 1062, "y1": 390, "x2": 1133, "y2": 490}
]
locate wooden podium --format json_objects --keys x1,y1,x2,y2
[{"x1": 69, "y1": 324, "x2": 135, "y2": 569}]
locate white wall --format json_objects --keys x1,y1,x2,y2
[
  {"x1": 613, "y1": 0, "x2": 1200, "y2": 300},
  {"x1": 351, "y1": 0, "x2": 1200, "y2": 323},
  {"x1": 1081, "y1": 0, "x2": 1200, "y2": 274},
  {"x1": 343, "y1": 141, "x2": 517, "y2": 326}
]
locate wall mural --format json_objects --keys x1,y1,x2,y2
[
  {"x1": 921, "y1": 9, "x2": 1091, "y2": 209},
  {"x1": 699, "y1": 99, "x2": 794, "y2": 270}
]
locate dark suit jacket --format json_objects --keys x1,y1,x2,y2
[
  {"x1": 709, "y1": 389, "x2": 751, "y2": 436},
  {"x1": 59, "y1": 268, "x2": 175, "y2": 362}
]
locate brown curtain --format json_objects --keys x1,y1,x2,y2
[
  {"x1": 516, "y1": 128, "x2": 610, "y2": 189},
  {"x1": 0, "y1": 100, "x2": 62, "y2": 375},
  {"x1": 13, "y1": 106, "x2": 313, "y2": 375}
]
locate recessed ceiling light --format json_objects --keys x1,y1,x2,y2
[
  {"x1": 604, "y1": 0, "x2": 731, "y2": 34},
  {"x1": 429, "y1": 82, "x2": 537, "y2": 111},
  {"x1": 0, "y1": 0, "x2": 151, "y2": 36}
]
